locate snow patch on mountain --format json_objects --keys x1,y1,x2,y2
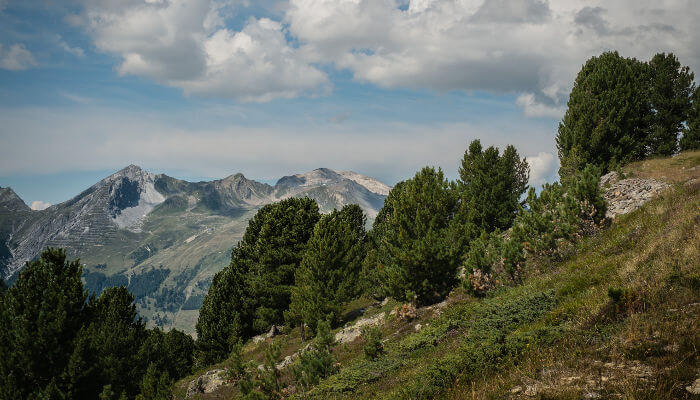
[{"x1": 112, "y1": 179, "x2": 165, "y2": 232}]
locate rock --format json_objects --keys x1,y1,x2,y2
[
  {"x1": 686, "y1": 378, "x2": 700, "y2": 395},
  {"x1": 266, "y1": 325, "x2": 282, "y2": 338},
  {"x1": 186, "y1": 369, "x2": 228, "y2": 398},
  {"x1": 599, "y1": 171, "x2": 619, "y2": 187},
  {"x1": 510, "y1": 386, "x2": 522, "y2": 394},
  {"x1": 276, "y1": 355, "x2": 295, "y2": 370},
  {"x1": 334, "y1": 312, "x2": 386, "y2": 344},
  {"x1": 524, "y1": 385, "x2": 538, "y2": 396},
  {"x1": 601, "y1": 177, "x2": 669, "y2": 219},
  {"x1": 252, "y1": 333, "x2": 267, "y2": 344},
  {"x1": 380, "y1": 297, "x2": 390, "y2": 306}
]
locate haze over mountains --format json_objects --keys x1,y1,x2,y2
[{"x1": 0, "y1": 165, "x2": 390, "y2": 333}]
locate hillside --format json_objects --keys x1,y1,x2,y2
[
  {"x1": 0, "y1": 166, "x2": 390, "y2": 334},
  {"x1": 175, "y1": 151, "x2": 699, "y2": 399}
]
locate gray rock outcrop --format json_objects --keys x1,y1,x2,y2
[{"x1": 600, "y1": 172, "x2": 669, "y2": 219}]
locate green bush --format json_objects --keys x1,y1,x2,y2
[
  {"x1": 361, "y1": 325, "x2": 384, "y2": 360},
  {"x1": 292, "y1": 320, "x2": 337, "y2": 395}
]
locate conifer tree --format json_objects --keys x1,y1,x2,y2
[
  {"x1": 197, "y1": 198, "x2": 320, "y2": 363},
  {"x1": 0, "y1": 248, "x2": 87, "y2": 399},
  {"x1": 456, "y1": 139, "x2": 529, "y2": 236},
  {"x1": 288, "y1": 205, "x2": 366, "y2": 330},
  {"x1": 681, "y1": 86, "x2": 700, "y2": 151},
  {"x1": 557, "y1": 51, "x2": 650, "y2": 179},
  {"x1": 379, "y1": 167, "x2": 460, "y2": 305},
  {"x1": 646, "y1": 52, "x2": 695, "y2": 155}
]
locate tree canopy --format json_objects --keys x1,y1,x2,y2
[
  {"x1": 456, "y1": 139, "x2": 529, "y2": 235},
  {"x1": 288, "y1": 204, "x2": 367, "y2": 331},
  {"x1": 378, "y1": 167, "x2": 461, "y2": 305},
  {"x1": 196, "y1": 197, "x2": 321, "y2": 363}
]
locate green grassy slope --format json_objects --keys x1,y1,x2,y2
[{"x1": 175, "y1": 152, "x2": 699, "y2": 399}]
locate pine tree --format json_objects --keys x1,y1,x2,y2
[
  {"x1": 681, "y1": 85, "x2": 700, "y2": 151},
  {"x1": 292, "y1": 320, "x2": 337, "y2": 394},
  {"x1": 197, "y1": 198, "x2": 320, "y2": 363},
  {"x1": 557, "y1": 51, "x2": 650, "y2": 179},
  {"x1": 288, "y1": 205, "x2": 366, "y2": 330},
  {"x1": 646, "y1": 53, "x2": 695, "y2": 156},
  {"x1": 456, "y1": 139, "x2": 529, "y2": 236},
  {"x1": 86, "y1": 286, "x2": 148, "y2": 398},
  {"x1": 135, "y1": 364, "x2": 172, "y2": 400},
  {"x1": 379, "y1": 167, "x2": 461, "y2": 305},
  {"x1": 0, "y1": 248, "x2": 87, "y2": 399}
]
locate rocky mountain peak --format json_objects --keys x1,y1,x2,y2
[{"x1": 0, "y1": 186, "x2": 30, "y2": 213}]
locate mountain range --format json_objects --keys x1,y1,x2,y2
[{"x1": 0, "y1": 165, "x2": 390, "y2": 333}]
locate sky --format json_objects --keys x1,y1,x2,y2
[{"x1": 0, "y1": 0, "x2": 698, "y2": 210}]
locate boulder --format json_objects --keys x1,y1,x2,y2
[
  {"x1": 335, "y1": 312, "x2": 386, "y2": 344},
  {"x1": 601, "y1": 175, "x2": 669, "y2": 219},
  {"x1": 186, "y1": 369, "x2": 228, "y2": 398}
]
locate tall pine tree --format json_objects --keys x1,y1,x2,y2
[
  {"x1": 379, "y1": 167, "x2": 460, "y2": 305},
  {"x1": 681, "y1": 85, "x2": 700, "y2": 151},
  {"x1": 456, "y1": 139, "x2": 529, "y2": 236},
  {"x1": 646, "y1": 52, "x2": 695, "y2": 156},
  {"x1": 288, "y1": 205, "x2": 366, "y2": 330}
]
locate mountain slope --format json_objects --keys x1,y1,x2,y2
[
  {"x1": 173, "y1": 151, "x2": 699, "y2": 400},
  {"x1": 0, "y1": 166, "x2": 391, "y2": 333}
]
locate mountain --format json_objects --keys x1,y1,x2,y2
[{"x1": 0, "y1": 166, "x2": 390, "y2": 333}]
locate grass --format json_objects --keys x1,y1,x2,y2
[{"x1": 173, "y1": 152, "x2": 699, "y2": 400}]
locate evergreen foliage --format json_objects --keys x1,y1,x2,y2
[
  {"x1": 681, "y1": 86, "x2": 700, "y2": 151},
  {"x1": 361, "y1": 325, "x2": 384, "y2": 360},
  {"x1": 378, "y1": 167, "x2": 460, "y2": 305},
  {"x1": 292, "y1": 320, "x2": 337, "y2": 394},
  {"x1": 196, "y1": 197, "x2": 321, "y2": 363},
  {"x1": 646, "y1": 52, "x2": 695, "y2": 156},
  {"x1": 456, "y1": 139, "x2": 529, "y2": 235},
  {"x1": 557, "y1": 51, "x2": 697, "y2": 178},
  {"x1": 0, "y1": 248, "x2": 87, "y2": 400},
  {"x1": 288, "y1": 205, "x2": 366, "y2": 330},
  {"x1": 557, "y1": 51, "x2": 650, "y2": 179},
  {"x1": 0, "y1": 248, "x2": 194, "y2": 400}
]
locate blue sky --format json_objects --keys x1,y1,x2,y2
[{"x1": 0, "y1": 0, "x2": 698, "y2": 209}]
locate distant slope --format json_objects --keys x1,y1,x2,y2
[{"x1": 0, "y1": 166, "x2": 391, "y2": 333}]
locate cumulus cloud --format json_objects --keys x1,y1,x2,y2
[
  {"x1": 285, "y1": 0, "x2": 700, "y2": 115},
  {"x1": 79, "y1": 0, "x2": 328, "y2": 101},
  {"x1": 70, "y1": 0, "x2": 700, "y2": 109},
  {"x1": 30, "y1": 200, "x2": 51, "y2": 210},
  {"x1": 526, "y1": 152, "x2": 558, "y2": 187},
  {"x1": 59, "y1": 41, "x2": 85, "y2": 57},
  {"x1": 0, "y1": 43, "x2": 37, "y2": 70}
]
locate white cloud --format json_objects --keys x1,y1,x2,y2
[
  {"x1": 0, "y1": 43, "x2": 37, "y2": 70},
  {"x1": 526, "y1": 152, "x2": 558, "y2": 187},
  {"x1": 30, "y1": 200, "x2": 51, "y2": 210},
  {"x1": 79, "y1": 0, "x2": 328, "y2": 101},
  {"x1": 516, "y1": 93, "x2": 565, "y2": 119},
  {"x1": 285, "y1": 0, "x2": 700, "y2": 115},
  {"x1": 60, "y1": 41, "x2": 85, "y2": 57}
]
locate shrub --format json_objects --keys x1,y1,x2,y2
[
  {"x1": 361, "y1": 326, "x2": 384, "y2": 360},
  {"x1": 292, "y1": 320, "x2": 337, "y2": 394}
]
